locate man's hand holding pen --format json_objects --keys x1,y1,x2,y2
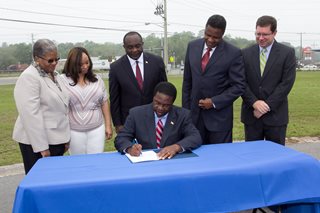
[{"x1": 127, "y1": 139, "x2": 142, "y2": 156}]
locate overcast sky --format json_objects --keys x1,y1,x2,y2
[{"x1": 1, "y1": 0, "x2": 320, "y2": 48}]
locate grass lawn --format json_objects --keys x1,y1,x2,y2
[{"x1": 0, "y1": 72, "x2": 319, "y2": 166}]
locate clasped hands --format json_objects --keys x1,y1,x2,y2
[
  {"x1": 253, "y1": 100, "x2": 270, "y2": 119},
  {"x1": 127, "y1": 144, "x2": 182, "y2": 160}
]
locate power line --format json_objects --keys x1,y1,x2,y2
[
  {"x1": 0, "y1": 18, "x2": 164, "y2": 34},
  {"x1": 2, "y1": 6, "x2": 320, "y2": 37},
  {"x1": 0, "y1": 7, "x2": 148, "y2": 25}
]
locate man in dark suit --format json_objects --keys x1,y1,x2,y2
[
  {"x1": 241, "y1": 15, "x2": 296, "y2": 145},
  {"x1": 115, "y1": 82, "x2": 202, "y2": 160},
  {"x1": 182, "y1": 14, "x2": 245, "y2": 144},
  {"x1": 109, "y1": 31, "x2": 167, "y2": 133}
]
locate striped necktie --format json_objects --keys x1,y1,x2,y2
[
  {"x1": 156, "y1": 119, "x2": 163, "y2": 149},
  {"x1": 260, "y1": 48, "x2": 267, "y2": 76}
]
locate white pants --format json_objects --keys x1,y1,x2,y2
[{"x1": 69, "y1": 124, "x2": 105, "y2": 155}]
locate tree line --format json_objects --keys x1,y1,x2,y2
[{"x1": 0, "y1": 31, "x2": 303, "y2": 71}]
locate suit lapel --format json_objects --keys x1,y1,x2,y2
[
  {"x1": 252, "y1": 45, "x2": 262, "y2": 79},
  {"x1": 194, "y1": 40, "x2": 205, "y2": 73},
  {"x1": 142, "y1": 53, "x2": 151, "y2": 92},
  {"x1": 146, "y1": 105, "x2": 157, "y2": 147},
  {"x1": 203, "y1": 40, "x2": 225, "y2": 73},
  {"x1": 262, "y1": 41, "x2": 279, "y2": 79},
  {"x1": 122, "y1": 56, "x2": 142, "y2": 92},
  {"x1": 161, "y1": 108, "x2": 177, "y2": 147},
  {"x1": 43, "y1": 75, "x2": 68, "y2": 107}
]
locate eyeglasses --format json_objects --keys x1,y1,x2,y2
[
  {"x1": 255, "y1": 32, "x2": 273, "y2": 38},
  {"x1": 37, "y1": 56, "x2": 60, "y2": 64}
]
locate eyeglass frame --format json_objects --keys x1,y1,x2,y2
[
  {"x1": 254, "y1": 32, "x2": 273, "y2": 38},
  {"x1": 37, "y1": 55, "x2": 60, "y2": 64}
]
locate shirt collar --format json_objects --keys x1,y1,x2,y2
[
  {"x1": 154, "y1": 112, "x2": 168, "y2": 121},
  {"x1": 259, "y1": 40, "x2": 274, "y2": 53},
  {"x1": 33, "y1": 61, "x2": 58, "y2": 78},
  {"x1": 127, "y1": 52, "x2": 144, "y2": 66},
  {"x1": 204, "y1": 43, "x2": 216, "y2": 51}
]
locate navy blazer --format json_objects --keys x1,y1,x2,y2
[
  {"x1": 109, "y1": 52, "x2": 167, "y2": 127},
  {"x1": 241, "y1": 41, "x2": 296, "y2": 126},
  {"x1": 114, "y1": 104, "x2": 202, "y2": 153},
  {"x1": 182, "y1": 38, "x2": 245, "y2": 131}
]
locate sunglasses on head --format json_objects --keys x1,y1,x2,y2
[{"x1": 37, "y1": 56, "x2": 60, "y2": 64}]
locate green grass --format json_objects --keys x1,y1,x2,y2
[
  {"x1": 0, "y1": 85, "x2": 22, "y2": 166},
  {"x1": 1, "y1": 72, "x2": 320, "y2": 166}
]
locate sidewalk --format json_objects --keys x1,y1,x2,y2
[{"x1": 0, "y1": 163, "x2": 24, "y2": 177}]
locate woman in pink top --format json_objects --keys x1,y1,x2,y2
[{"x1": 61, "y1": 47, "x2": 112, "y2": 155}]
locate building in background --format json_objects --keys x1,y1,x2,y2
[{"x1": 56, "y1": 57, "x2": 110, "y2": 72}]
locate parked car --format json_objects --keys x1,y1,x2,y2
[{"x1": 300, "y1": 64, "x2": 318, "y2": 71}]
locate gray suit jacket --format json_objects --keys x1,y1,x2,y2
[
  {"x1": 241, "y1": 41, "x2": 296, "y2": 126},
  {"x1": 182, "y1": 38, "x2": 245, "y2": 131},
  {"x1": 12, "y1": 65, "x2": 70, "y2": 152},
  {"x1": 114, "y1": 104, "x2": 202, "y2": 153}
]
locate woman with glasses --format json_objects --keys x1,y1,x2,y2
[
  {"x1": 60, "y1": 47, "x2": 112, "y2": 155},
  {"x1": 13, "y1": 39, "x2": 70, "y2": 174}
]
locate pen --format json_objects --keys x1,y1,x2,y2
[{"x1": 133, "y1": 138, "x2": 142, "y2": 156}]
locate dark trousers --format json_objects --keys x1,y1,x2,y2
[
  {"x1": 196, "y1": 116, "x2": 232, "y2": 144},
  {"x1": 19, "y1": 143, "x2": 66, "y2": 174},
  {"x1": 244, "y1": 120, "x2": 287, "y2": 145}
]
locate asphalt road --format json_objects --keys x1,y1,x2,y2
[
  {"x1": 0, "y1": 77, "x2": 18, "y2": 85},
  {"x1": 1, "y1": 142, "x2": 319, "y2": 213}
]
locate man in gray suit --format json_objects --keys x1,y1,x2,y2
[
  {"x1": 182, "y1": 14, "x2": 245, "y2": 144},
  {"x1": 241, "y1": 15, "x2": 296, "y2": 145},
  {"x1": 115, "y1": 82, "x2": 202, "y2": 160}
]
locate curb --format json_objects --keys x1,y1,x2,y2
[{"x1": 0, "y1": 163, "x2": 24, "y2": 177}]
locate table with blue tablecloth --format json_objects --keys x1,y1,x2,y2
[{"x1": 13, "y1": 141, "x2": 320, "y2": 213}]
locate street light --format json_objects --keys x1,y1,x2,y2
[
  {"x1": 154, "y1": 0, "x2": 168, "y2": 72},
  {"x1": 145, "y1": 22, "x2": 163, "y2": 28},
  {"x1": 145, "y1": 22, "x2": 164, "y2": 60}
]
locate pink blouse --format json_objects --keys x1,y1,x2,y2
[{"x1": 60, "y1": 74, "x2": 108, "y2": 132}]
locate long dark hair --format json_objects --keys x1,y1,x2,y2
[{"x1": 62, "y1": 47, "x2": 97, "y2": 86}]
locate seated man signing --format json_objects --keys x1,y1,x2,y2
[{"x1": 114, "y1": 82, "x2": 202, "y2": 159}]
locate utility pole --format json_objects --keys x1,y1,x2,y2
[
  {"x1": 31, "y1": 33, "x2": 35, "y2": 62},
  {"x1": 154, "y1": 0, "x2": 168, "y2": 72},
  {"x1": 299, "y1": 32, "x2": 303, "y2": 61}
]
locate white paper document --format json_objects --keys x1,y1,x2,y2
[{"x1": 125, "y1": 150, "x2": 159, "y2": 163}]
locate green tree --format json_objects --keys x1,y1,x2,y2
[
  {"x1": 0, "y1": 35, "x2": 299, "y2": 71},
  {"x1": 168, "y1": 31, "x2": 196, "y2": 66},
  {"x1": 12, "y1": 43, "x2": 32, "y2": 64},
  {"x1": 144, "y1": 33, "x2": 162, "y2": 57},
  {"x1": 57, "y1": 42, "x2": 76, "y2": 59},
  {"x1": 0, "y1": 50, "x2": 16, "y2": 70}
]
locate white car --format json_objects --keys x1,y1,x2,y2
[{"x1": 301, "y1": 65, "x2": 318, "y2": 71}]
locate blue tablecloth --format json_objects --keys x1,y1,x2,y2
[{"x1": 13, "y1": 141, "x2": 320, "y2": 213}]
